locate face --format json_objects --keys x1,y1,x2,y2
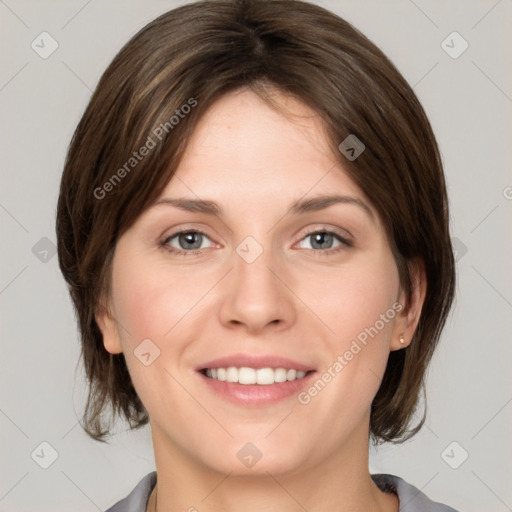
[{"x1": 97, "y1": 87, "x2": 420, "y2": 477}]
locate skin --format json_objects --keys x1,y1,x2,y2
[{"x1": 96, "y1": 87, "x2": 426, "y2": 512}]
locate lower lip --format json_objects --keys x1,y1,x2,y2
[{"x1": 198, "y1": 371, "x2": 316, "y2": 407}]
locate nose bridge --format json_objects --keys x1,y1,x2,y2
[
  {"x1": 218, "y1": 233, "x2": 295, "y2": 331},
  {"x1": 235, "y1": 234, "x2": 277, "y2": 290}
]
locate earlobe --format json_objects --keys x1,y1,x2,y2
[
  {"x1": 390, "y1": 258, "x2": 427, "y2": 351},
  {"x1": 95, "y1": 303, "x2": 123, "y2": 354}
]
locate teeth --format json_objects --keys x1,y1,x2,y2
[
  {"x1": 226, "y1": 367, "x2": 238, "y2": 383},
  {"x1": 239, "y1": 367, "x2": 256, "y2": 384},
  {"x1": 204, "y1": 366, "x2": 308, "y2": 385},
  {"x1": 274, "y1": 368, "x2": 287, "y2": 383},
  {"x1": 256, "y1": 368, "x2": 273, "y2": 385}
]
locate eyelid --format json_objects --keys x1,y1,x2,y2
[
  {"x1": 292, "y1": 226, "x2": 353, "y2": 253},
  {"x1": 160, "y1": 223, "x2": 354, "y2": 256},
  {"x1": 160, "y1": 228, "x2": 216, "y2": 252},
  {"x1": 296, "y1": 224, "x2": 353, "y2": 243}
]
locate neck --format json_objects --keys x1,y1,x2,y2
[{"x1": 148, "y1": 422, "x2": 398, "y2": 512}]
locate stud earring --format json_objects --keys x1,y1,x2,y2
[{"x1": 399, "y1": 334, "x2": 405, "y2": 345}]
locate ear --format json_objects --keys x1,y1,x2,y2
[
  {"x1": 95, "y1": 298, "x2": 123, "y2": 355},
  {"x1": 390, "y1": 258, "x2": 427, "y2": 351}
]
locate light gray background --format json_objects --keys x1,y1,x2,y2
[{"x1": 1, "y1": 0, "x2": 511, "y2": 511}]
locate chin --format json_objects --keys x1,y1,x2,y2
[{"x1": 196, "y1": 437, "x2": 312, "y2": 478}]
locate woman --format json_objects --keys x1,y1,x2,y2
[{"x1": 56, "y1": 0, "x2": 459, "y2": 510}]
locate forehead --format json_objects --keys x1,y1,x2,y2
[{"x1": 158, "y1": 88, "x2": 368, "y2": 208}]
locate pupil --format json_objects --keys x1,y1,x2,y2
[
  {"x1": 312, "y1": 232, "x2": 332, "y2": 249},
  {"x1": 180, "y1": 232, "x2": 202, "y2": 250},
  {"x1": 176, "y1": 232, "x2": 333, "y2": 251}
]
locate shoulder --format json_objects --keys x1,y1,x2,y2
[
  {"x1": 104, "y1": 471, "x2": 157, "y2": 512},
  {"x1": 372, "y1": 473, "x2": 461, "y2": 512}
]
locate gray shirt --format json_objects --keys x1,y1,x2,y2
[{"x1": 105, "y1": 471, "x2": 460, "y2": 512}]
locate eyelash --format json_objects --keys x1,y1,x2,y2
[{"x1": 159, "y1": 227, "x2": 352, "y2": 257}]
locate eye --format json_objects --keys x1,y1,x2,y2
[
  {"x1": 160, "y1": 229, "x2": 215, "y2": 256},
  {"x1": 160, "y1": 227, "x2": 352, "y2": 257},
  {"x1": 296, "y1": 229, "x2": 352, "y2": 254}
]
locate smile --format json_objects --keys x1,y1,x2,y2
[
  {"x1": 196, "y1": 354, "x2": 316, "y2": 406},
  {"x1": 202, "y1": 367, "x2": 310, "y2": 385}
]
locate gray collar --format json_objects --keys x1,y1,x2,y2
[{"x1": 105, "y1": 471, "x2": 459, "y2": 512}]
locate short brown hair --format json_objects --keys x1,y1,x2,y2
[{"x1": 56, "y1": 0, "x2": 455, "y2": 444}]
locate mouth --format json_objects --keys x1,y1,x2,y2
[
  {"x1": 200, "y1": 366, "x2": 312, "y2": 384},
  {"x1": 196, "y1": 354, "x2": 316, "y2": 406}
]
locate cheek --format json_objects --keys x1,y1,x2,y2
[
  {"x1": 303, "y1": 249, "x2": 399, "y2": 347},
  {"x1": 338, "y1": 266, "x2": 398, "y2": 343},
  {"x1": 307, "y1": 251, "x2": 399, "y2": 396},
  {"x1": 108, "y1": 251, "x2": 203, "y2": 415},
  {"x1": 111, "y1": 251, "x2": 208, "y2": 348},
  {"x1": 113, "y1": 278, "x2": 168, "y2": 346}
]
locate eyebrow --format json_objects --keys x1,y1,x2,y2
[{"x1": 152, "y1": 194, "x2": 375, "y2": 223}]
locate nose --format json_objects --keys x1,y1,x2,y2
[{"x1": 218, "y1": 240, "x2": 296, "y2": 335}]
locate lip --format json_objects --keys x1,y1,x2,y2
[
  {"x1": 196, "y1": 353, "x2": 316, "y2": 407},
  {"x1": 196, "y1": 353, "x2": 315, "y2": 372}
]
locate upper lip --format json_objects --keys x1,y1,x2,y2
[{"x1": 196, "y1": 353, "x2": 315, "y2": 372}]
